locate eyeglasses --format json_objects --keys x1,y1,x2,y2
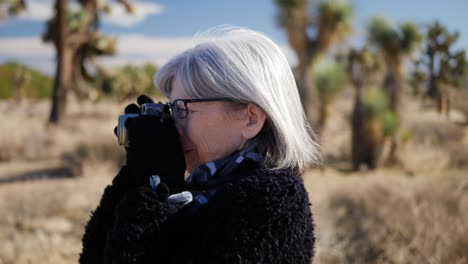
[{"x1": 167, "y1": 98, "x2": 235, "y2": 119}]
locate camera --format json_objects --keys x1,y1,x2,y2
[{"x1": 117, "y1": 103, "x2": 170, "y2": 147}]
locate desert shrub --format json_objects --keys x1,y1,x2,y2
[
  {"x1": 0, "y1": 126, "x2": 54, "y2": 162},
  {"x1": 453, "y1": 88, "x2": 468, "y2": 120},
  {"x1": 324, "y1": 180, "x2": 468, "y2": 263},
  {"x1": 0, "y1": 62, "x2": 53, "y2": 99},
  {"x1": 96, "y1": 63, "x2": 162, "y2": 101},
  {"x1": 408, "y1": 120, "x2": 465, "y2": 147},
  {"x1": 447, "y1": 143, "x2": 468, "y2": 169},
  {"x1": 69, "y1": 139, "x2": 125, "y2": 169}
]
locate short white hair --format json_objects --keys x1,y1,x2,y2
[{"x1": 154, "y1": 25, "x2": 320, "y2": 173}]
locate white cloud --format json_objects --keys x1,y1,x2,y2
[
  {"x1": 0, "y1": 34, "x2": 194, "y2": 75},
  {"x1": 97, "y1": 34, "x2": 194, "y2": 68},
  {"x1": 102, "y1": 1, "x2": 164, "y2": 27},
  {"x1": 0, "y1": 34, "x2": 299, "y2": 77},
  {"x1": 22, "y1": 59, "x2": 56, "y2": 75},
  {"x1": 118, "y1": 34, "x2": 193, "y2": 57},
  {"x1": 0, "y1": 36, "x2": 55, "y2": 75},
  {"x1": 0, "y1": 36, "x2": 54, "y2": 57},
  {"x1": 17, "y1": 0, "x2": 54, "y2": 21},
  {"x1": 4, "y1": 0, "x2": 162, "y2": 27}
]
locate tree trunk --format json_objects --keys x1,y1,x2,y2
[
  {"x1": 351, "y1": 83, "x2": 365, "y2": 170},
  {"x1": 318, "y1": 100, "x2": 327, "y2": 132},
  {"x1": 49, "y1": 0, "x2": 71, "y2": 124},
  {"x1": 386, "y1": 61, "x2": 403, "y2": 166},
  {"x1": 283, "y1": 11, "x2": 320, "y2": 131},
  {"x1": 297, "y1": 68, "x2": 320, "y2": 128},
  {"x1": 427, "y1": 52, "x2": 440, "y2": 101},
  {"x1": 387, "y1": 62, "x2": 403, "y2": 115},
  {"x1": 427, "y1": 51, "x2": 445, "y2": 115},
  {"x1": 351, "y1": 83, "x2": 384, "y2": 170}
]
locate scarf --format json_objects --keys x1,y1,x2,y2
[
  {"x1": 149, "y1": 143, "x2": 264, "y2": 208},
  {"x1": 187, "y1": 143, "x2": 263, "y2": 186}
]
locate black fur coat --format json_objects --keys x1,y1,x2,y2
[{"x1": 80, "y1": 165, "x2": 315, "y2": 263}]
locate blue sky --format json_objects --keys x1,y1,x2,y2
[{"x1": 1, "y1": 0, "x2": 467, "y2": 75}]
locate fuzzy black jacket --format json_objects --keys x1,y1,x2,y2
[{"x1": 80, "y1": 165, "x2": 315, "y2": 264}]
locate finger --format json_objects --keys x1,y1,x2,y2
[
  {"x1": 137, "y1": 94, "x2": 155, "y2": 106},
  {"x1": 162, "y1": 116, "x2": 174, "y2": 126},
  {"x1": 124, "y1": 104, "x2": 140, "y2": 114},
  {"x1": 156, "y1": 183, "x2": 170, "y2": 201},
  {"x1": 124, "y1": 117, "x2": 134, "y2": 129}
]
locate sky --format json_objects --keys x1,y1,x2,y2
[{"x1": 0, "y1": 0, "x2": 467, "y2": 75}]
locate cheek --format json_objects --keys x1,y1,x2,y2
[
  {"x1": 190, "y1": 116, "x2": 242, "y2": 163},
  {"x1": 189, "y1": 121, "x2": 218, "y2": 160},
  {"x1": 180, "y1": 118, "x2": 213, "y2": 170}
]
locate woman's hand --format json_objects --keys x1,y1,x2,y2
[
  {"x1": 115, "y1": 95, "x2": 186, "y2": 192},
  {"x1": 108, "y1": 184, "x2": 180, "y2": 263}
]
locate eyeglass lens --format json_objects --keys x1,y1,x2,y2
[{"x1": 172, "y1": 100, "x2": 187, "y2": 119}]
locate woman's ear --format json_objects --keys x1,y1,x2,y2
[{"x1": 241, "y1": 103, "x2": 266, "y2": 140}]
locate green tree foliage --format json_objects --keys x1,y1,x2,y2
[
  {"x1": 314, "y1": 59, "x2": 347, "y2": 128},
  {"x1": 346, "y1": 47, "x2": 389, "y2": 170},
  {"x1": 0, "y1": 62, "x2": 53, "y2": 99},
  {"x1": 364, "y1": 88, "x2": 398, "y2": 137},
  {"x1": 275, "y1": 0, "x2": 352, "y2": 129},
  {"x1": 367, "y1": 17, "x2": 422, "y2": 111}
]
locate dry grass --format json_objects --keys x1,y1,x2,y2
[
  {"x1": 0, "y1": 93, "x2": 467, "y2": 263},
  {"x1": 304, "y1": 172, "x2": 468, "y2": 263},
  {"x1": 0, "y1": 166, "x2": 113, "y2": 263}
]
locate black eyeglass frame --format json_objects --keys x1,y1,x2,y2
[{"x1": 167, "y1": 98, "x2": 235, "y2": 119}]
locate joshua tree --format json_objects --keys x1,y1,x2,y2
[
  {"x1": 346, "y1": 47, "x2": 389, "y2": 170},
  {"x1": 419, "y1": 21, "x2": 467, "y2": 116},
  {"x1": 44, "y1": 0, "x2": 135, "y2": 124},
  {"x1": 275, "y1": 0, "x2": 352, "y2": 129},
  {"x1": 408, "y1": 60, "x2": 427, "y2": 97},
  {"x1": 367, "y1": 16, "x2": 422, "y2": 164},
  {"x1": 2, "y1": 0, "x2": 133, "y2": 124}
]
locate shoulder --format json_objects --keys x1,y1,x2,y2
[
  {"x1": 232, "y1": 167, "x2": 308, "y2": 198},
  {"x1": 221, "y1": 167, "x2": 311, "y2": 212},
  {"x1": 212, "y1": 167, "x2": 315, "y2": 262}
]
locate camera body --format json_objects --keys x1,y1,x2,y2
[{"x1": 117, "y1": 103, "x2": 169, "y2": 147}]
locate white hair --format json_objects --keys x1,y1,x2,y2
[{"x1": 154, "y1": 25, "x2": 321, "y2": 173}]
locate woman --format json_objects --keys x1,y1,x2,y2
[{"x1": 80, "y1": 26, "x2": 320, "y2": 264}]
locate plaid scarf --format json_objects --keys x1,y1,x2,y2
[
  {"x1": 183, "y1": 143, "x2": 263, "y2": 210},
  {"x1": 187, "y1": 144, "x2": 263, "y2": 186},
  {"x1": 149, "y1": 143, "x2": 263, "y2": 209}
]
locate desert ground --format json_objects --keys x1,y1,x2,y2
[{"x1": 0, "y1": 91, "x2": 467, "y2": 264}]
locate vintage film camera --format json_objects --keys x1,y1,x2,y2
[{"x1": 117, "y1": 103, "x2": 170, "y2": 147}]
